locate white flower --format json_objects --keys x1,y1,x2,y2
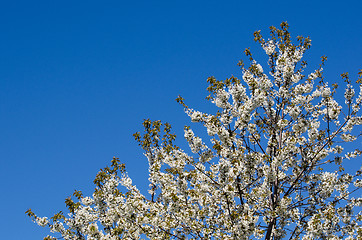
[
  {"x1": 344, "y1": 85, "x2": 355, "y2": 104},
  {"x1": 263, "y1": 40, "x2": 276, "y2": 55},
  {"x1": 288, "y1": 106, "x2": 301, "y2": 119},
  {"x1": 255, "y1": 63, "x2": 263, "y2": 73},
  {"x1": 120, "y1": 176, "x2": 132, "y2": 188},
  {"x1": 87, "y1": 223, "x2": 100, "y2": 236},
  {"x1": 321, "y1": 87, "x2": 331, "y2": 98},
  {"x1": 82, "y1": 197, "x2": 94, "y2": 206},
  {"x1": 36, "y1": 217, "x2": 49, "y2": 227},
  {"x1": 230, "y1": 84, "x2": 247, "y2": 103},
  {"x1": 341, "y1": 133, "x2": 356, "y2": 142},
  {"x1": 214, "y1": 89, "x2": 230, "y2": 109},
  {"x1": 190, "y1": 110, "x2": 203, "y2": 122},
  {"x1": 354, "y1": 179, "x2": 362, "y2": 188}
]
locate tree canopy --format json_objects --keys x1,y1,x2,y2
[{"x1": 27, "y1": 22, "x2": 362, "y2": 240}]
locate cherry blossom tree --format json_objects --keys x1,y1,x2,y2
[{"x1": 27, "y1": 22, "x2": 362, "y2": 240}]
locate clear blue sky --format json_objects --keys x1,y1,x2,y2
[{"x1": 0, "y1": 0, "x2": 361, "y2": 239}]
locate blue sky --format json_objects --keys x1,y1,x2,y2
[{"x1": 0, "y1": 0, "x2": 361, "y2": 239}]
